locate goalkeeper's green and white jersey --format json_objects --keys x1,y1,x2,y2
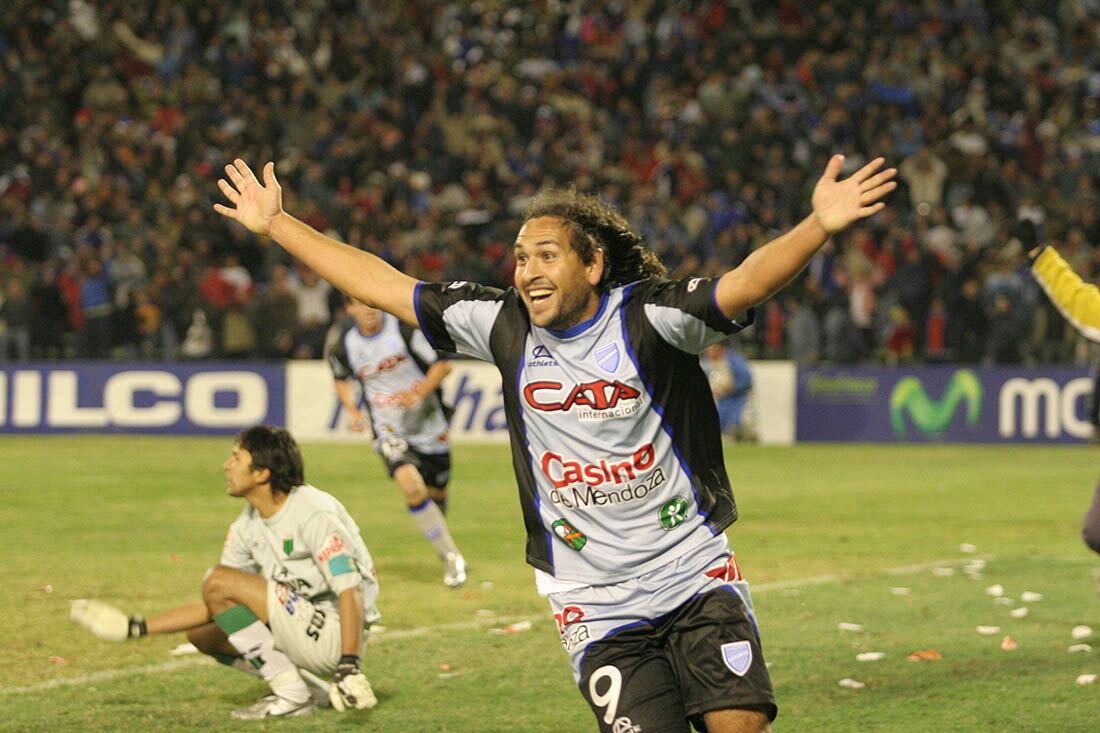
[{"x1": 220, "y1": 484, "x2": 380, "y2": 619}]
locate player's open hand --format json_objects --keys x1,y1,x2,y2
[
  {"x1": 70, "y1": 599, "x2": 133, "y2": 642},
  {"x1": 811, "y1": 155, "x2": 896, "y2": 234},
  {"x1": 393, "y1": 391, "x2": 423, "y2": 409},
  {"x1": 213, "y1": 159, "x2": 283, "y2": 237}
]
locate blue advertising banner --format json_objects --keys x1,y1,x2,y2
[
  {"x1": 797, "y1": 366, "x2": 1094, "y2": 443},
  {"x1": 0, "y1": 363, "x2": 286, "y2": 435}
]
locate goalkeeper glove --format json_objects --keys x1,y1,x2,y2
[
  {"x1": 70, "y1": 599, "x2": 147, "y2": 642},
  {"x1": 329, "y1": 655, "x2": 378, "y2": 711}
]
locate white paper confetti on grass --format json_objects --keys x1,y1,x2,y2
[
  {"x1": 993, "y1": 597, "x2": 1015, "y2": 606},
  {"x1": 1077, "y1": 674, "x2": 1097, "y2": 686},
  {"x1": 170, "y1": 643, "x2": 198, "y2": 656},
  {"x1": 964, "y1": 559, "x2": 987, "y2": 572},
  {"x1": 1069, "y1": 644, "x2": 1092, "y2": 653},
  {"x1": 371, "y1": 625, "x2": 387, "y2": 634},
  {"x1": 959, "y1": 543, "x2": 978, "y2": 553},
  {"x1": 856, "y1": 652, "x2": 885, "y2": 662},
  {"x1": 838, "y1": 678, "x2": 865, "y2": 689},
  {"x1": 890, "y1": 587, "x2": 911, "y2": 596},
  {"x1": 476, "y1": 609, "x2": 497, "y2": 618},
  {"x1": 489, "y1": 620, "x2": 532, "y2": 635},
  {"x1": 976, "y1": 626, "x2": 1001, "y2": 635},
  {"x1": 985, "y1": 584, "x2": 1004, "y2": 597},
  {"x1": 1072, "y1": 625, "x2": 1094, "y2": 640},
  {"x1": 837, "y1": 622, "x2": 864, "y2": 632},
  {"x1": 932, "y1": 567, "x2": 955, "y2": 577},
  {"x1": 1021, "y1": 591, "x2": 1043, "y2": 603},
  {"x1": 1009, "y1": 607, "x2": 1029, "y2": 619}
]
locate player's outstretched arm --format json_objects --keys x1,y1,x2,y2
[
  {"x1": 71, "y1": 599, "x2": 210, "y2": 641},
  {"x1": 213, "y1": 159, "x2": 419, "y2": 325},
  {"x1": 714, "y1": 154, "x2": 896, "y2": 318},
  {"x1": 1032, "y1": 246, "x2": 1100, "y2": 342}
]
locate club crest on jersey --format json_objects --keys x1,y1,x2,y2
[
  {"x1": 721, "y1": 641, "x2": 753, "y2": 677},
  {"x1": 283, "y1": 538, "x2": 294, "y2": 555},
  {"x1": 594, "y1": 343, "x2": 621, "y2": 374}
]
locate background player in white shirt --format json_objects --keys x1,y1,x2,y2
[
  {"x1": 212, "y1": 154, "x2": 895, "y2": 733},
  {"x1": 328, "y1": 296, "x2": 466, "y2": 587},
  {"x1": 71, "y1": 425, "x2": 381, "y2": 720}
]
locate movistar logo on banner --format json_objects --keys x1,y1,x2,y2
[{"x1": 889, "y1": 369, "x2": 983, "y2": 437}]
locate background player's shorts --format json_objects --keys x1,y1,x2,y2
[
  {"x1": 547, "y1": 537, "x2": 776, "y2": 731},
  {"x1": 375, "y1": 434, "x2": 451, "y2": 488},
  {"x1": 266, "y1": 581, "x2": 347, "y2": 676}
]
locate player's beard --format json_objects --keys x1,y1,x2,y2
[{"x1": 542, "y1": 282, "x2": 597, "y2": 332}]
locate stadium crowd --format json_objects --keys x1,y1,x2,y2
[{"x1": 2, "y1": 0, "x2": 1099, "y2": 365}]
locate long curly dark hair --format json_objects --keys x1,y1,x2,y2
[{"x1": 524, "y1": 188, "x2": 667, "y2": 289}]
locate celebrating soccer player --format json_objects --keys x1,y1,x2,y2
[
  {"x1": 327, "y1": 295, "x2": 466, "y2": 587},
  {"x1": 71, "y1": 425, "x2": 381, "y2": 719},
  {"x1": 213, "y1": 154, "x2": 895, "y2": 732}
]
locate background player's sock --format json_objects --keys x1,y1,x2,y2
[
  {"x1": 214, "y1": 605, "x2": 309, "y2": 703},
  {"x1": 408, "y1": 498, "x2": 460, "y2": 558}
]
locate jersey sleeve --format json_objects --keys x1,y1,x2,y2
[
  {"x1": 219, "y1": 514, "x2": 260, "y2": 573},
  {"x1": 1032, "y1": 246, "x2": 1100, "y2": 342},
  {"x1": 325, "y1": 324, "x2": 354, "y2": 380},
  {"x1": 413, "y1": 281, "x2": 506, "y2": 361},
  {"x1": 301, "y1": 512, "x2": 364, "y2": 595},
  {"x1": 634, "y1": 277, "x2": 755, "y2": 354}
]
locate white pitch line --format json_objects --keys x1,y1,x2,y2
[
  {"x1": 753, "y1": 555, "x2": 993, "y2": 593},
  {"x1": 0, "y1": 658, "x2": 212, "y2": 695},
  {"x1": 0, "y1": 615, "x2": 534, "y2": 696},
  {"x1": 0, "y1": 556, "x2": 990, "y2": 696}
]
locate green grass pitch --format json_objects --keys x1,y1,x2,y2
[{"x1": 2, "y1": 437, "x2": 1100, "y2": 731}]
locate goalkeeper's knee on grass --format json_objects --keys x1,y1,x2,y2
[{"x1": 70, "y1": 599, "x2": 147, "y2": 642}]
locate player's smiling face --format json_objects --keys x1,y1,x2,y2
[
  {"x1": 223, "y1": 444, "x2": 265, "y2": 498},
  {"x1": 514, "y1": 216, "x2": 604, "y2": 331}
]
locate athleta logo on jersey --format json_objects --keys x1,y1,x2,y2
[
  {"x1": 523, "y1": 379, "x2": 642, "y2": 421},
  {"x1": 528, "y1": 345, "x2": 558, "y2": 367}
]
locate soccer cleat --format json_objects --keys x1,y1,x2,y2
[
  {"x1": 443, "y1": 552, "x2": 467, "y2": 588},
  {"x1": 230, "y1": 694, "x2": 315, "y2": 720}
]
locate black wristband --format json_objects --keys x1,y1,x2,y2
[
  {"x1": 128, "y1": 615, "x2": 147, "y2": 639},
  {"x1": 338, "y1": 654, "x2": 360, "y2": 669}
]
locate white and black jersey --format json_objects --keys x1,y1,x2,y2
[
  {"x1": 326, "y1": 313, "x2": 451, "y2": 455},
  {"x1": 414, "y1": 278, "x2": 752, "y2": 586}
]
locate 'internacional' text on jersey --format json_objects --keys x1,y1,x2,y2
[{"x1": 414, "y1": 277, "x2": 752, "y2": 585}]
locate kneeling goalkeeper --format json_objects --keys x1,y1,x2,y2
[{"x1": 70, "y1": 425, "x2": 381, "y2": 720}]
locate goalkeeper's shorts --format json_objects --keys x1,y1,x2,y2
[{"x1": 267, "y1": 581, "x2": 364, "y2": 676}]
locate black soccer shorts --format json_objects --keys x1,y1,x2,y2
[{"x1": 576, "y1": 587, "x2": 777, "y2": 732}]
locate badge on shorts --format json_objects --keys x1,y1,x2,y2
[{"x1": 721, "y1": 641, "x2": 753, "y2": 677}]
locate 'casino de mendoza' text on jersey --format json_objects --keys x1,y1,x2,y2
[{"x1": 413, "y1": 277, "x2": 752, "y2": 588}]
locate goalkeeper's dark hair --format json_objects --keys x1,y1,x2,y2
[
  {"x1": 524, "y1": 188, "x2": 666, "y2": 289},
  {"x1": 236, "y1": 425, "x2": 305, "y2": 496}
]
